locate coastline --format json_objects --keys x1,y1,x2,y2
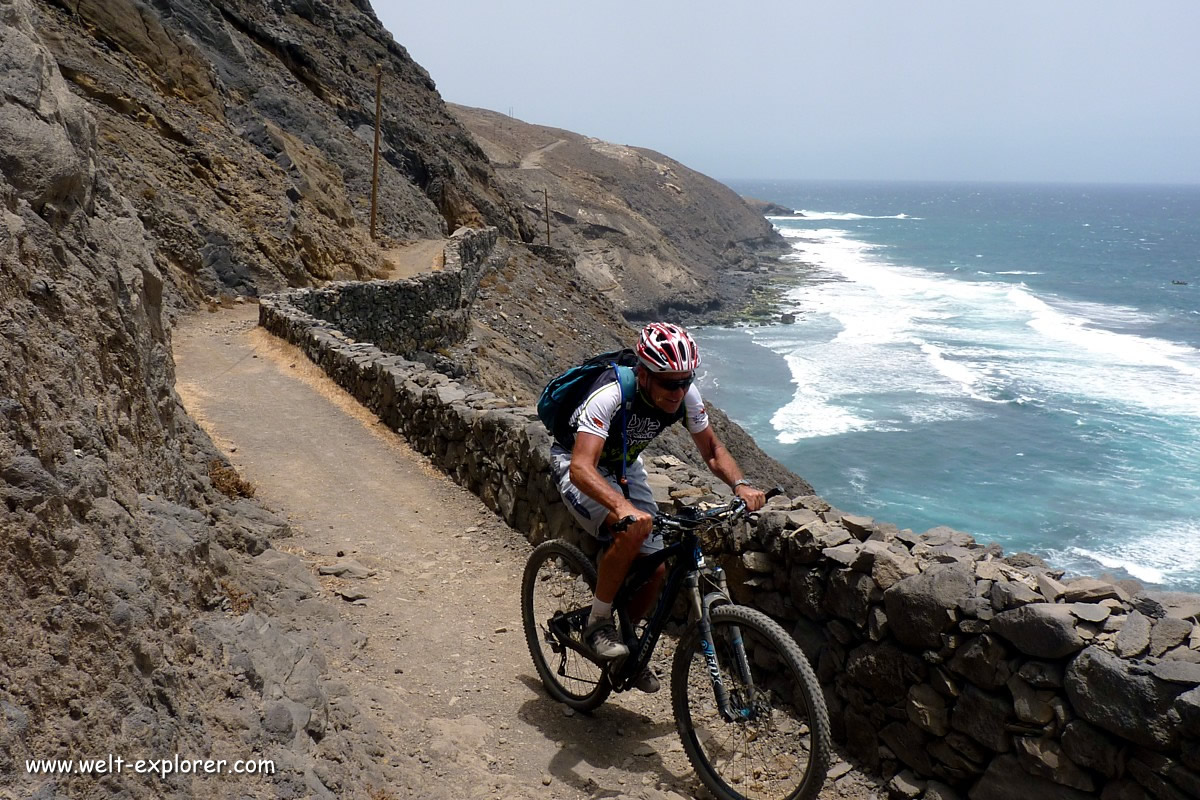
[{"x1": 702, "y1": 196, "x2": 1200, "y2": 593}]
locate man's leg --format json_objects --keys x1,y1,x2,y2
[
  {"x1": 612, "y1": 458, "x2": 665, "y2": 621},
  {"x1": 549, "y1": 448, "x2": 630, "y2": 658}
]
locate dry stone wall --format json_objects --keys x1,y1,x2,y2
[{"x1": 260, "y1": 237, "x2": 1200, "y2": 800}]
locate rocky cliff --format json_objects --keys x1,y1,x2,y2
[
  {"x1": 32, "y1": 0, "x2": 535, "y2": 310},
  {"x1": 450, "y1": 103, "x2": 791, "y2": 320},
  {"x1": 1, "y1": 0, "x2": 808, "y2": 796}
]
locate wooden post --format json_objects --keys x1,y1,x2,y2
[
  {"x1": 543, "y1": 188, "x2": 550, "y2": 246},
  {"x1": 370, "y1": 63, "x2": 383, "y2": 240}
]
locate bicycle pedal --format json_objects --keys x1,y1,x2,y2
[{"x1": 542, "y1": 629, "x2": 564, "y2": 653}]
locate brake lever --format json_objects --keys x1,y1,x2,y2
[{"x1": 611, "y1": 515, "x2": 637, "y2": 533}]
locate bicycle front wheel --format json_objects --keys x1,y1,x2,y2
[
  {"x1": 671, "y1": 605, "x2": 831, "y2": 800},
  {"x1": 520, "y1": 539, "x2": 612, "y2": 711}
]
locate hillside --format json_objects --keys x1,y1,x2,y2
[
  {"x1": 450, "y1": 103, "x2": 791, "y2": 320},
  {"x1": 1, "y1": 0, "x2": 810, "y2": 796}
]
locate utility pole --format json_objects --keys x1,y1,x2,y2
[
  {"x1": 370, "y1": 62, "x2": 383, "y2": 240},
  {"x1": 542, "y1": 188, "x2": 550, "y2": 246}
]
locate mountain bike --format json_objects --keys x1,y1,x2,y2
[{"x1": 521, "y1": 493, "x2": 831, "y2": 800}]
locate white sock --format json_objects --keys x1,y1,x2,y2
[{"x1": 589, "y1": 598, "x2": 613, "y2": 624}]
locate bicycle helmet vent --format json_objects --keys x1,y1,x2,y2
[{"x1": 635, "y1": 322, "x2": 701, "y2": 373}]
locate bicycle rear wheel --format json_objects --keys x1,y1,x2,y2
[
  {"x1": 671, "y1": 605, "x2": 831, "y2": 800},
  {"x1": 521, "y1": 539, "x2": 612, "y2": 711}
]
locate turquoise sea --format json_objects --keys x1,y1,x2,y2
[{"x1": 697, "y1": 181, "x2": 1200, "y2": 591}]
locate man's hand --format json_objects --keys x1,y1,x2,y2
[
  {"x1": 735, "y1": 482, "x2": 766, "y2": 512},
  {"x1": 614, "y1": 505, "x2": 655, "y2": 545}
]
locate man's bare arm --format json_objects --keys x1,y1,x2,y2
[{"x1": 692, "y1": 426, "x2": 766, "y2": 511}]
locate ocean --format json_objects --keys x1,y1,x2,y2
[{"x1": 697, "y1": 181, "x2": 1200, "y2": 591}]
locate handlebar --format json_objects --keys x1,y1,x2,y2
[{"x1": 611, "y1": 486, "x2": 784, "y2": 534}]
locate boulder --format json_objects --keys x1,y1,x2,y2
[
  {"x1": 1150, "y1": 617, "x2": 1195, "y2": 657},
  {"x1": 1002, "y1": 552, "x2": 1047, "y2": 569},
  {"x1": 887, "y1": 769, "x2": 926, "y2": 800},
  {"x1": 1178, "y1": 686, "x2": 1200, "y2": 736},
  {"x1": 884, "y1": 564, "x2": 975, "y2": 649},
  {"x1": 1013, "y1": 736, "x2": 1095, "y2": 791},
  {"x1": 967, "y1": 754, "x2": 1094, "y2": 800},
  {"x1": 1018, "y1": 660, "x2": 1064, "y2": 688},
  {"x1": 823, "y1": 568, "x2": 877, "y2": 626},
  {"x1": 990, "y1": 579, "x2": 1041, "y2": 611},
  {"x1": 1151, "y1": 659, "x2": 1200, "y2": 684},
  {"x1": 1100, "y1": 779, "x2": 1150, "y2": 800},
  {"x1": 1061, "y1": 719, "x2": 1124, "y2": 778},
  {"x1": 845, "y1": 641, "x2": 922, "y2": 704},
  {"x1": 951, "y1": 684, "x2": 1013, "y2": 752},
  {"x1": 1008, "y1": 675, "x2": 1055, "y2": 725},
  {"x1": 922, "y1": 526, "x2": 974, "y2": 547},
  {"x1": 840, "y1": 513, "x2": 874, "y2": 540},
  {"x1": 879, "y1": 721, "x2": 934, "y2": 774},
  {"x1": 925, "y1": 780, "x2": 965, "y2": 800},
  {"x1": 907, "y1": 682, "x2": 950, "y2": 736},
  {"x1": 992, "y1": 603, "x2": 1085, "y2": 658},
  {"x1": 787, "y1": 566, "x2": 826, "y2": 620},
  {"x1": 871, "y1": 547, "x2": 921, "y2": 590},
  {"x1": 1116, "y1": 610, "x2": 1153, "y2": 657},
  {"x1": 1126, "y1": 753, "x2": 1199, "y2": 800},
  {"x1": 1128, "y1": 750, "x2": 1200, "y2": 800},
  {"x1": 756, "y1": 510, "x2": 791, "y2": 542},
  {"x1": 741, "y1": 551, "x2": 773, "y2": 574},
  {"x1": 1061, "y1": 577, "x2": 1125, "y2": 603},
  {"x1": 1135, "y1": 591, "x2": 1200, "y2": 621},
  {"x1": 1070, "y1": 602, "x2": 1111, "y2": 623},
  {"x1": 822, "y1": 542, "x2": 861, "y2": 568},
  {"x1": 949, "y1": 634, "x2": 1012, "y2": 689},
  {"x1": 1065, "y1": 645, "x2": 1185, "y2": 748},
  {"x1": 1037, "y1": 573, "x2": 1066, "y2": 602}
]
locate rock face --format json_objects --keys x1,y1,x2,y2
[
  {"x1": 31, "y1": 0, "x2": 533, "y2": 309},
  {"x1": 3, "y1": 3, "x2": 399, "y2": 796},
  {"x1": 450, "y1": 104, "x2": 791, "y2": 320}
]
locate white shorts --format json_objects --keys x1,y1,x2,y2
[{"x1": 550, "y1": 446, "x2": 663, "y2": 554}]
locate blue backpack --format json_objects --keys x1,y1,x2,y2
[{"x1": 538, "y1": 348, "x2": 639, "y2": 462}]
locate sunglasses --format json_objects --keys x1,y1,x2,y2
[{"x1": 652, "y1": 374, "x2": 694, "y2": 391}]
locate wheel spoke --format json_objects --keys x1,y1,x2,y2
[
  {"x1": 672, "y1": 606, "x2": 830, "y2": 800},
  {"x1": 521, "y1": 541, "x2": 611, "y2": 710}
]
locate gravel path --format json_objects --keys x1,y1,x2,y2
[{"x1": 172, "y1": 305, "x2": 883, "y2": 800}]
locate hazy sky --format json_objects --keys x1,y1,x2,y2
[{"x1": 373, "y1": 1, "x2": 1200, "y2": 185}]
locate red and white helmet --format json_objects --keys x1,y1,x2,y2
[{"x1": 635, "y1": 322, "x2": 701, "y2": 373}]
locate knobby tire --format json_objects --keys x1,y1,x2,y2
[
  {"x1": 520, "y1": 539, "x2": 612, "y2": 711},
  {"x1": 671, "y1": 604, "x2": 831, "y2": 800}
]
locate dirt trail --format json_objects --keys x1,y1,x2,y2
[
  {"x1": 379, "y1": 238, "x2": 447, "y2": 279},
  {"x1": 174, "y1": 305, "x2": 702, "y2": 800},
  {"x1": 172, "y1": 306, "x2": 877, "y2": 800},
  {"x1": 520, "y1": 138, "x2": 567, "y2": 170}
]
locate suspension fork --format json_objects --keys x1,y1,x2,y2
[
  {"x1": 689, "y1": 572, "x2": 745, "y2": 722},
  {"x1": 704, "y1": 566, "x2": 755, "y2": 688}
]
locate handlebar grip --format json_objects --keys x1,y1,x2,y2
[
  {"x1": 765, "y1": 486, "x2": 785, "y2": 500},
  {"x1": 611, "y1": 515, "x2": 637, "y2": 533}
]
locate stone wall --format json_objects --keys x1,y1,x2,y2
[
  {"x1": 283, "y1": 226, "x2": 498, "y2": 358},
  {"x1": 259, "y1": 246, "x2": 1200, "y2": 800}
]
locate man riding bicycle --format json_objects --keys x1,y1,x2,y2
[{"x1": 549, "y1": 322, "x2": 767, "y2": 692}]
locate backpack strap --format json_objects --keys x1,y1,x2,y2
[{"x1": 613, "y1": 363, "x2": 636, "y2": 499}]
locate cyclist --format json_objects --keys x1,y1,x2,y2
[{"x1": 549, "y1": 322, "x2": 767, "y2": 692}]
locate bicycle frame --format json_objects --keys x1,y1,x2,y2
[{"x1": 546, "y1": 514, "x2": 760, "y2": 722}]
